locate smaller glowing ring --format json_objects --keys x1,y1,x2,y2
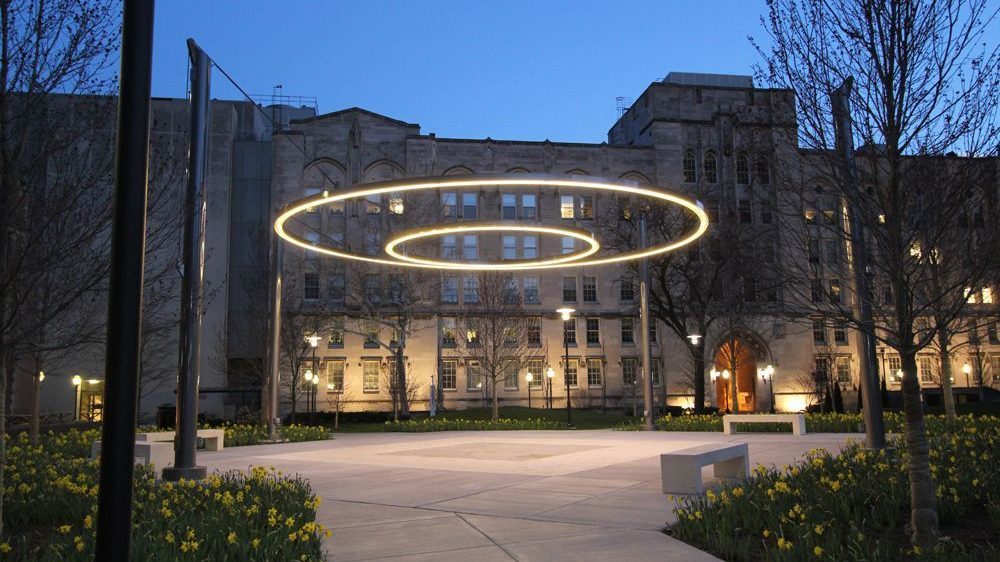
[
  {"x1": 385, "y1": 223, "x2": 600, "y2": 270},
  {"x1": 274, "y1": 174, "x2": 708, "y2": 270}
]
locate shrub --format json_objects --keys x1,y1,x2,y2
[
  {"x1": 383, "y1": 417, "x2": 565, "y2": 432},
  {"x1": 670, "y1": 415, "x2": 1000, "y2": 560},
  {"x1": 279, "y1": 425, "x2": 330, "y2": 443},
  {"x1": 2, "y1": 432, "x2": 328, "y2": 560}
]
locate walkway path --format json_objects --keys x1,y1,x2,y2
[{"x1": 202, "y1": 430, "x2": 854, "y2": 561}]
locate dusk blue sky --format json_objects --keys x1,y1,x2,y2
[{"x1": 152, "y1": 1, "x2": 769, "y2": 143}]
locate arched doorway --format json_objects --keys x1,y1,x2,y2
[{"x1": 713, "y1": 332, "x2": 768, "y2": 413}]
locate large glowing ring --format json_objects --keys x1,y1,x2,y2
[
  {"x1": 274, "y1": 174, "x2": 708, "y2": 270},
  {"x1": 385, "y1": 223, "x2": 600, "y2": 270}
]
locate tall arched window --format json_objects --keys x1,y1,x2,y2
[
  {"x1": 703, "y1": 151, "x2": 718, "y2": 184},
  {"x1": 756, "y1": 157, "x2": 770, "y2": 184},
  {"x1": 683, "y1": 151, "x2": 696, "y2": 183},
  {"x1": 736, "y1": 152, "x2": 750, "y2": 185}
]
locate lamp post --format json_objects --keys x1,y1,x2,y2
[
  {"x1": 963, "y1": 362, "x2": 972, "y2": 388},
  {"x1": 72, "y1": 375, "x2": 83, "y2": 421},
  {"x1": 687, "y1": 334, "x2": 703, "y2": 411},
  {"x1": 306, "y1": 334, "x2": 320, "y2": 423},
  {"x1": 312, "y1": 376, "x2": 319, "y2": 420},
  {"x1": 526, "y1": 372, "x2": 533, "y2": 408},
  {"x1": 303, "y1": 369, "x2": 313, "y2": 421},
  {"x1": 546, "y1": 367, "x2": 555, "y2": 409},
  {"x1": 758, "y1": 364, "x2": 776, "y2": 413},
  {"x1": 557, "y1": 307, "x2": 575, "y2": 427}
]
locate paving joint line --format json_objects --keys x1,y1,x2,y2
[{"x1": 454, "y1": 512, "x2": 519, "y2": 561}]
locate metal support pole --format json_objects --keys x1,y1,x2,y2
[
  {"x1": 564, "y1": 334, "x2": 572, "y2": 427},
  {"x1": 164, "y1": 38, "x2": 210, "y2": 481},
  {"x1": 95, "y1": 1, "x2": 155, "y2": 557},
  {"x1": 831, "y1": 78, "x2": 886, "y2": 449},
  {"x1": 267, "y1": 240, "x2": 283, "y2": 440},
  {"x1": 639, "y1": 214, "x2": 655, "y2": 430}
]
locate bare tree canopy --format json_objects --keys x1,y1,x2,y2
[{"x1": 754, "y1": 0, "x2": 1000, "y2": 546}]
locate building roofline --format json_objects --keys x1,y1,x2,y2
[{"x1": 290, "y1": 106, "x2": 418, "y2": 128}]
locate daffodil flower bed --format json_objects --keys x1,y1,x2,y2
[
  {"x1": 655, "y1": 412, "x2": 918, "y2": 433},
  {"x1": 670, "y1": 415, "x2": 1000, "y2": 560},
  {"x1": 383, "y1": 417, "x2": 565, "y2": 432},
  {"x1": 217, "y1": 424, "x2": 330, "y2": 447},
  {"x1": 2, "y1": 430, "x2": 329, "y2": 560}
]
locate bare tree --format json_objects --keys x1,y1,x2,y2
[
  {"x1": 322, "y1": 376, "x2": 353, "y2": 430},
  {"x1": 460, "y1": 273, "x2": 535, "y2": 421},
  {"x1": 754, "y1": 0, "x2": 1000, "y2": 545},
  {"x1": 0, "y1": 0, "x2": 121, "y2": 535}
]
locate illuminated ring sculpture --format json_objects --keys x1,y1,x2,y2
[
  {"x1": 274, "y1": 174, "x2": 708, "y2": 270},
  {"x1": 386, "y1": 223, "x2": 600, "y2": 270}
]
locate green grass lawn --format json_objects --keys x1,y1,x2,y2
[{"x1": 333, "y1": 406, "x2": 632, "y2": 432}]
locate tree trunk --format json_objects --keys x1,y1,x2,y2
[
  {"x1": 900, "y1": 351, "x2": 939, "y2": 545},
  {"x1": 491, "y1": 379, "x2": 500, "y2": 420},
  {"x1": 396, "y1": 345, "x2": 409, "y2": 419},
  {"x1": 692, "y1": 343, "x2": 707, "y2": 413},
  {"x1": 936, "y1": 326, "x2": 956, "y2": 421}
]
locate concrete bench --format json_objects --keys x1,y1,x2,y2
[
  {"x1": 661, "y1": 442, "x2": 749, "y2": 495},
  {"x1": 723, "y1": 413, "x2": 807, "y2": 436},
  {"x1": 136, "y1": 428, "x2": 225, "y2": 451},
  {"x1": 90, "y1": 440, "x2": 173, "y2": 470}
]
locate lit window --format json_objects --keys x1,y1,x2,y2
[
  {"x1": 587, "y1": 358, "x2": 603, "y2": 387},
  {"x1": 560, "y1": 195, "x2": 575, "y2": 219},
  {"x1": 888, "y1": 356, "x2": 902, "y2": 381},
  {"x1": 363, "y1": 320, "x2": 379, "y2": 348},
  {"x1": 522, "y1": 194, "x2": 537, "y2": 219},
  {"x1": 804, "y1": 210, "x2": 816, "y2": 224},
  {"x1": 523, "y1": 236, "x2": 538, "y2": 259},
  {"x1": 388, "y1": 195, "x2": 404, "y2": 214},
  {"x1": 835, "y1": 356, "x2": 851, "y2": 383},
  {"x1": 829, "y1": 280, "x2": 842, "y2": 304},
  {"x1": 983, "y1": 287, "x2": 994, "y2": 304},
  {"x1": 328, "y1": 317, "x2": 345, "y2": 347},
  {"x1": 362, "y1": 360, "x2": 379, "y2": 392},
  {"x1": 324, "y1": 360, "x2": 345, "y2": 392},
  {"x1": 441, "y1": 317, "x2": 457, "y2": 346}
]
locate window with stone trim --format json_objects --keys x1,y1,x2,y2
[
  {"x1": 586, "y1": 318, "x2": 600, "y2": 346},
  {"x1": 326, "y1": 360, "x2": 345, "y2": 392},
  {"x1": 362, "y1": 359, "x2": 379, "y2": 392},
  {"x1": 587, "y1": 358, "x2": 603, "y2": 387},
  {"x1": 303, "y1": 273, "x2": 320, "y2": 301},
  {"x1": 524, "y1": 277, "x2": 540, "y2": 304},
  {"x1": 582, "y1": 276, "x2": 597, "y2": 302},
  {"x1": 440, "y1": 360, "x2": 457, "y2": 390},
  {"x1": 621, "y1": 318, "x2": 635, "y2": 345},
  {"x1": 683, "y1": 151, "x2": 696, "y2": 183},
  {"x1": 564, "y1": 359, "x2": 579, "y2": 387},
  {"x1": 564, "y1": 319, "x2": 577, "y2": 346},
  {"x1": 704, "y1": 151, "x2": 718, "y2": 184},
  {"x1": 736, "y1": 152, "x2": 750, "y2": 185},
  {"x1": 562, "y1": 277, "x2": 577, "y2": 302},
  {"x1": 527, "y1": 316, "x2": 542, "y2": 346},
  {"x1": 835, "y1": 356, "x2": 851, "y2": 383}
]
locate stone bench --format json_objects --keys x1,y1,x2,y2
[
  {"x1": 136, "y1": 428, "x2": 225, "y2": 451},
  {"x1": 90, "y1": 440, "x2": 173, "y2": 470},
  {"x1": 661, "y1": 442, "x2": 749, "y2": 495},
  {"x1": 723, "y1": 413, "x2": 807, "y2": 436}
]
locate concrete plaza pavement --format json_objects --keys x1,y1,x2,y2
[{"x1": 202, "y1": 430, "x2": 855, "y2": 561}]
